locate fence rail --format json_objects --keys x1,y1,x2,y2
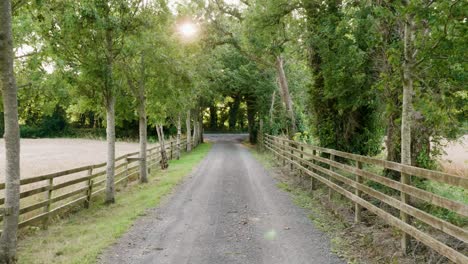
[
  {"x1": 0, "y1": 137, "x2": 193, "y2": 231},
  {"x1": 264, "y1": 134, "x2": 467, "y2": 264}
]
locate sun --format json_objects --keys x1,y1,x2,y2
[{"x1": 178, "y1": 22, "x2": 198, "y2": 39}]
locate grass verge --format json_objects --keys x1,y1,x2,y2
[{"x1": 17, "y1": 143, "x2": 212, "y2": 264}]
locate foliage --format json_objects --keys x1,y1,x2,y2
[
  {"x1": 303, "y1": 1, "x2": 383, "y2": 156},
  {"x1": 3, "y1": 0, "x2": 465, "y2": 166}
]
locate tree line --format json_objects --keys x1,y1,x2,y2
[{"x1": 1, "y1": 0, "x2": 466, "y2": 262}]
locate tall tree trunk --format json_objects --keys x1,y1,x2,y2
[
  {"x1": 400, "y1": 4, "x2": 415, "y2": 252},
  {"x1": 176, "y1": 114, "x2": 181, "y2": 159},
  {"x1": 269, "y1": 90, "x2": 276, "y2": 127},
  {"x1": 104, "y1": 23, "x2": 115, "y2": 204},
  {"x1": 0, "y1": 1, "x2": 21, "y2": 261},
  {"x1": 228, "y1": 95, "x2": 240, "y2": 129},
  {"x1": 275, "y1": 55, "x2": 296, "y2": 137},
  {"x1": 137, "y1": 76, "x2": 147, "y2": 183},
  {"x1": 186, "y1": 110, "x2": 192, "y2": 152},
  {"x1": 192, "y1": 110, "x2": 198, "y2": 147},
  {"x1": 385, "y1": 111, "x2": 401, "y2": 180},
  {"x1": 209, "y1": 104, "x2": 217, "y2": 130},
  {"x1": 156, "y1": 125, "x2": 168, "y2": 170},
  {"x1": 105, "y1": 95, "x2": 116, "y2": 204},
  {"x1": 138, "y1": 54, "x2": 147, "y2": 183},
  {"x1": 258, "y1": 119, "x2": 264, "y2": 151},
  {"x1": 198, "y1": 108, "x2": 204, "y2": 144}
]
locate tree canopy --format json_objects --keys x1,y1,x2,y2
[{"x1": 0, "y1": 0, "x2": 464, "y2": 164}]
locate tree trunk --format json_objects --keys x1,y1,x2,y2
[
  {"x1": 269, "y1": 90, "x2": 276, "y2": 127},
  {"x1": 104, "y1": 21, "x2": 116, "y2": 204},
  {"x1": 156, "y1": 125, "x2": 168, "y2": 170},
  {"x1": 199, "y1": 108, "x2": 204, "y2": 144},
  {"x1": 258, "y1": 119, "x2": 264, "y2": 151},
  {"x1": 137, "y1": 82, "x2": 147, "y2": 183},
  {"x1": 246, "y1": 96, "x2": 256, "y2": 144},
  {"x1": 105, "y1": 95, "x2": 116, "y2": 204},
  {"x1": 275, "y1": 55, "x2": 296, "y2": 137},
  {"x1": 400, "y1": 5, "x2": 415, "y2": 252},
  {"x1": 229, "y1": 95, "x2": 241, "y2": 129},
  {"x1": 192, "y1": 110, "x2": 198, "y2": 147},
  {"x1": 137, "y1": 54, "x2": 148, "y2": 183},
  {"x1": 385, "y1": 111, "x2": 401, "y2": 180},
  {"x1": 176, "y1": 114, "x2": 181, "y2": 159},
  {"x1": 0, "y1": 1, "x2": 21, "y2": 261},
  {"x1": 209, "y1": 104, "x2": 217, "y2": 131},
  {"x1": 186, "y1": 110, "x2": 192, "y2": 152}
]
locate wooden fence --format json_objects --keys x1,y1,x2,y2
[
  {"x1": 0, "y1": 137, "x2": 192, "y2": 231},
  {"x1": 264, "y1": 134, "x2": 467, "y2": 264}
]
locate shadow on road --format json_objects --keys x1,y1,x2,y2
[{"x1": 203, "y1": 133, "x2": 248, "y2": 143}]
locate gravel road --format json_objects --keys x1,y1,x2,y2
[{"x1": 101, "y1": 134, "x2": 343, "y2": 264}]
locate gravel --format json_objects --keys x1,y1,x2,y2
[{"x1": 100, "y1": 134, "x2": 344, "y2": 264}]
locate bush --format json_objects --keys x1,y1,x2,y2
[
  {"x1": 20, "y1": 125, "x2": 47, "y2": 138},
  {"x1": 20, "y1": 107, "x2": 69, "y2": 138}
]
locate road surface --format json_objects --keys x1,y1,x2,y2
[{"x1": 101, "y1": 134, "x2": 343, "y2": 264}]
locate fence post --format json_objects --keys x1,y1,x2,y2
[
  {"x1": 42, "y1": 178, "x2": 54, "y2": 229},
  {"x1": 84, "y1": 168, "x2": 93, "y2": 208},
  {"x1": 299, "y1": 145, "x2": 304, "y2": 181},
  {"x1": 329, "y1": 154, "x2": 335, "y2": 200},
  {"x1": 282, "y1": 140, "x2": 286, "y2": 166},
  {"x1": 355, "y1": 161, "x2": 362, "y2": 223},
  {"x1": 85, "y1": 179, "x2": 94, "y2": 209},
  {"x1": 124, "y1": 159, "x2": 129, "y2": 187},
  {"x1": 311, "y1": 149, "x2": 317, "y2": 191},
  {"x1": 401, "y1": 172, "x2": 411, "y2": 253},
  {"x1": 290, "y1": 142, "x2": 294, "y2": 172},
  {"x1": 147, "y1": 150, "x2": 152, "y2": 174},
  {"x1": 170, "y1": 141, "x2": 173, "y2": 160},
  {"x1": 177, "y1": 140, "x2": 181, "y2": 159}
]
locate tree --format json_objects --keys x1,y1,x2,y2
[
  {"x1": 302, "y1": 1, "x2": 383, "y2": 155},
  {"x1": 0, "y1": 1, "x2": 21, "y2": 262},
  {"x1": 207, "y1": 0, "x2": 298, "y2": 138},
  {"x1": 119, "y1": 2, "x2": 173, "y2": 183},
  {"x1": 39, "y1": 0, "x2": 141, "y2": 203}
]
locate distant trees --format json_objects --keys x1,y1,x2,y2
[{"x1": 206, "y1": 0, "x2": 466, "y2": 166}]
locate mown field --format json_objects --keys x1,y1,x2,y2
[
  {"x1": 0, "y1": 136, "x2": 465, "y2": 180},
  {"x1": 0, "y1": 138, "x2": 158, "y2": 178}
]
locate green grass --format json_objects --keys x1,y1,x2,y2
[{"x1": 17, "y1": 143, "x2": 212, "y2": 264}]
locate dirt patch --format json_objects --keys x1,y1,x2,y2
[{"x1": 0, "y1": 138, "x2": 155, "y2": 179}]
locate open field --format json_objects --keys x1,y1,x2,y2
[
  {"x1": 17, "y1": 143, "x2": 212, "y2": 264},
  {"x1": 440, "y1": 135, "x2": 468, "y2": 177},
  {"x1": 0, "y1": 135, "x2": 465, "y2": 180},
  {"x1": 0, "y1": 138, "x2": 158, "y2": 180}
]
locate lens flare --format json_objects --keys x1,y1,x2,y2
[
  {"x1": 178, "y1": 22, "x2": 197, "y2": 38},
  {"x1": 264, "y1": 229, "x2": 277, "y2": 240}
]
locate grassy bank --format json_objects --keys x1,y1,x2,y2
[{"x1": 17, "y1": 143, "x2": 212, "y2": 264}]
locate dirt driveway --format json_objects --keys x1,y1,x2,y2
[{"x1": 101, "y1": 135, "x2": 343, "y2": 264}]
